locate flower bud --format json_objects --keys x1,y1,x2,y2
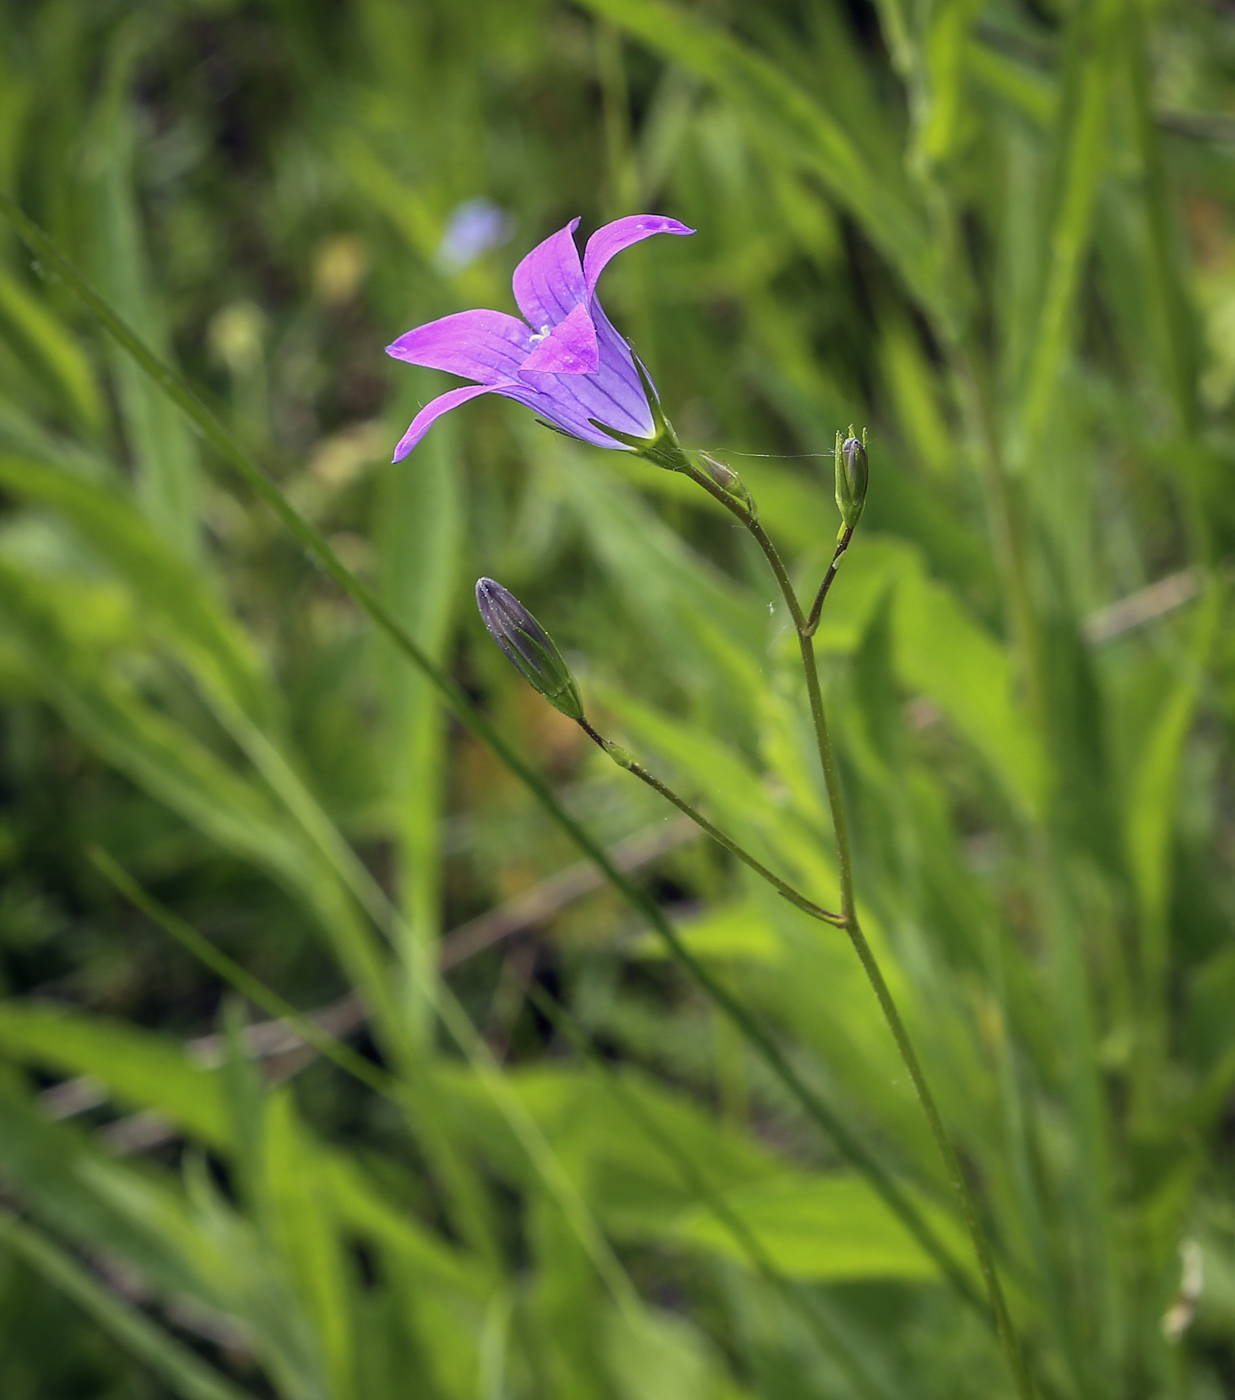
[
  {"x1": 834, "y1": 425, "x2": 868, "y2": 533},
  {"x1": 698, "y1": 452, "x2": 758, "y2": 517},
  {"x1": 475, "y1": 579, "x2": 584, "y2": 720}
]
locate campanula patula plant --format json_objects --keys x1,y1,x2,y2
[{"x1": 0, "y1": 2, "x2": 1234, "y2": 1399}]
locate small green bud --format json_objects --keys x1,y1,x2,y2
[
  {"x1": 475, "y1": 578, "x2": 584, "y2": 720},
  {"x1": 600, "y1": 737, "x2": 636, "y2": 771},
  {"x1": 698, "y1": 452, "x2": 758, "y2": 518},
  {"x1": 834, "y1": 424, "x2": 868, "y2": 534},
  {"x1": 698, "y1": 450, "x2": 739, "y2": 492}
]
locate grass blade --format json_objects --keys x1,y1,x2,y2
[{"x1": 0, "y1": 1210, "x2": 257, "y2": 1400}]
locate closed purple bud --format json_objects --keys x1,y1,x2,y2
[
  {"x1": 476, "y1": 579, "x2": 584, "y2": 720},
  {"x1": 834, "y1": 425, "x2": 868, "y2": 532}
]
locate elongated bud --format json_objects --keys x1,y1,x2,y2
[
  {"x1": 834, "y1": 425, "x2": 868, "y2": 534},
  {"x1": 698, "y1": 452, "x2": 758, "y2": 518},
  {"x1": 475, "y1": 579, "x2": 584, "y2": 720}
]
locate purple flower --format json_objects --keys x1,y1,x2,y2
[{"x1": 386, "y1": 214, "x2": 694, "y2": 461}]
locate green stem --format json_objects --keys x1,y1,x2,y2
[
  {"x1": 90, "y1": 845, "x2": 400, "y2": 1102},
  {"x1": 677, "y1": 445, "x2": 1033, "y2": 1397},
  {"x1": 798, "y1": 634, "x2": 1032, "y2": 1400},
  {"x1": 805, "y1": 527, "x2": 855, "y2": 636},
  {"x1": 576, "y1": 716, "x2": 845, "y2": 927}
]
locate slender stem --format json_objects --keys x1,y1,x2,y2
[
  {"x1": 798, "y1": 635, "x2": 1032, "y2": 1399},
  {"x1": 678, "y1": 462, "x2": 809, "y2": 630},
  {"x1": 90, "y1": 845, "x2": 401, "y2": 1104},
  {"x1": 796, "y1": 634, "x2": 855, "y2": 921},
  {"x1": 576, "y1": 716, "x2": 845, "y2": 927},
  {"x1": 676, "y1": 449, "x2": 1034, "y2": 1397},
  {"x1": 805, "y1": 527, "x2": 855, "y2": 636}
]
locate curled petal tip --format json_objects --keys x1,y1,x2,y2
[{"x1": 583, "y1": 213, "x2": 695, "y2": 299}]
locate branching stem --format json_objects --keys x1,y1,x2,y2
[
  {"x1": 6, "y1": 190, "x2": 981, "y2": 1325},
  {"x1": 675, "y1": 448, "x2": 1034, "y2": 1400},
  {"x1": 5, "y1": 189, "x2": 1030, "y2": 1371},
  {"x1": 805, "y1": 527, "x2": 855, "y2": 636},
  {"x1": 576, "y1": 716, "x2": 845, "y2": 927}
]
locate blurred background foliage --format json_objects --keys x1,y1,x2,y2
[{"x1": 0, "y1": 0, "x2": 1234, "y2": 1396}]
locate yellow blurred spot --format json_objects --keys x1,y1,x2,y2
[
  {"x1": 314, "y1": 234, "x2": 370, "y2": 306},
  {"x1": 309, "y1": 421, "x2": 386, "y2": 490},
  {"x1": 207, "y1": 300, "x2": 267, "y2": 375}
]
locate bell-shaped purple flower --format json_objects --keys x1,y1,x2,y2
[{"x1": 386, "y1": 214, "x2": 694, "y2": 461}]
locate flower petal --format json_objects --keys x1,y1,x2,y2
[
  {"x1": 582, "y1": 215, "x2": 695, "y2": 301},
  {"x1": 386, "y1": 309, "x2": 533, "y2": 385},
  {"x1": 392, "y1": 383, "x2": 498, "y2": 460},
  {"x1": 511, "y1": 218, "x2": 586, "y2": 332},
  {"x1": 591, "y1": 298, "x2": 648, "y2": 403},
  {"x1": 519, "y1": 326, "x2": 655, "y2": 443},
  {"x1": 519, "y1": 302, "x2": 600, "y2": 375},
  {"x1": 501, "y1": 373, "x2": 646, "y2": 449}
]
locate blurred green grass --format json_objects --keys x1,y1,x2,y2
[{"x1": 1, "y1": 0, "x2": 1235, "y2": 1397}]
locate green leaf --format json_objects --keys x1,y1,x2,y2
[
  {"x1": 917, "y1": 0, "x2": 986, "y2": 168},
  {"x1": 1012, "y1": 0, "x2": 1124, "y2": 464},
  {"x1": 88, "y1": 48, "x2": 200, "y2": 554},
  {"x1": 966, "y1": 38, "x2": 1056, "y2": 127},
  {"x1": 0, "y1": 1001, "x2": 227, "y2": 1144},
  {"x1": 0, "y1": 557, "x2": 304, "y2": 875},
  {"x1": 634, "y1": 898, "x2": 784, "y2": 963},
  {"x1": 0, "y1": 264, "x2": 106, "y2": 433},
  {"x1": 1125, "y1": 585, "x2": 1223, "y2": 1012},
  {"x1": 672, "y1": 1173, "x2": 950, "y2": 1282},
  {"x1": 888, "y1": 554, "x2": 1047, "y2": 819},
  {"x1": 376, "y1": 387, "x2": 463, "y2": 1044},
  {"x1": 602, "y1": 1305, "x2": 736, "y2": 1400},
  {"x1": 0, "y1": 1075, "x2": 216, "y2": 1300},
  {"x1": 260, "y1": 1091, "x2": 358, "y2": 1400}
]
